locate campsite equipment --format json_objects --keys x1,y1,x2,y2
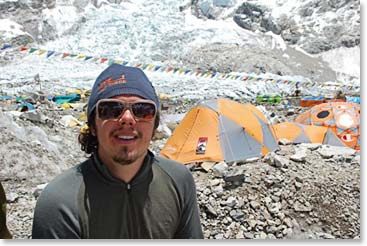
[
  {"x1": 319, "y1": 81, "x2": 343, "y2": 99},
  {"x1": 60, "y1": 115, "x2": 82, "y2": 127},
  {"x1": 66, "y1": 89, "x2": 89, "y2": 99},
  {"x1": 295, "y1": 102, "x2": 360, "y2": 150},
  {"x1": 160, "y1": 98, "x2": 279, "y2": 164},
  {"x1": 16, "y1": 102, "x2": 35, "y2": 112},
  {"x1": 53, "y1": 93, "x2": 81, "y2": 104},
  {"x1": 15, "y1": 96, "x2": 25, "y2": 102},
  {"x1": 346, "y1": 96, "x2": 360, "y2": 104},
  {"x1": 283, "y1": 96, "x2": 301, "y2": 106},
  {"x1": 272, "y1": 122, "x2": 345, "y2": 146},
  {"x1": 0, "y1": 95, "x2": 12, "y2": 101},
  {"x1": 299, "y1": 96, "x2": 325, "y2": 107},
  {"x1": 256, "y1": 95, "x2": 281, "y2": 103}
]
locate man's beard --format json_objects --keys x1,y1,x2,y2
[{"x1": 111, "y1": 146, "x2": 136, "y2": 165}]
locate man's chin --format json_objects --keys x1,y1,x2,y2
[{"x1": 112, "y1": 156, "x2": 136, "y2": 166}]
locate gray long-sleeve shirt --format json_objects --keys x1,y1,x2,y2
[{"x1": 32, "y1": 152, "x2": 203, "y2": 239}]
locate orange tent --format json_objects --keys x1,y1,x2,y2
[
  {"x1": 160, "y1": 98, "x2": 279, "y2": 164},
  {"x1": 295, "y1": 102, "x2": 360, "y2": 150},
  {"x1": 272, "y1": 122, "x2": 345, "y2": 146}
]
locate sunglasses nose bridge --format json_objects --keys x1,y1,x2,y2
[{"x1": 118, "y1": 105, "x2": 136, "y2": 123}]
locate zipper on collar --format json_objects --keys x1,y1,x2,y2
[{"x1": 126, "y1": 183, "x2": 131, "y2": 191}]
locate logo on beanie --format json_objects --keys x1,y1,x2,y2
[{"x1": 98, "y1": 74, "x2": 127, "y2": 92}]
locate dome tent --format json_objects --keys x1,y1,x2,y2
[
  {"x1": 160, "y1": 98, "x2": 279, "y2": 164},
  {"x1": 272, "y1": 122, "x2": 345, "y2": 147},
  {"x1": 295, "y1": 102, "x2": 360, "y2": 150}
]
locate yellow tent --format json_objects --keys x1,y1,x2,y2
[{"x1": 160, "y1": 98, "x2": 279, "y2": 164}]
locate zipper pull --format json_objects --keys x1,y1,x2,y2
[{"x1": 127, "y1": 183, "x2": 131, "y2": 190}]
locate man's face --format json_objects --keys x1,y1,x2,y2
[{"x1": 94, "y1": 95, "x2": 156, "y2": 166}]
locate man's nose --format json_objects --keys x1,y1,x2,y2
[{"x1": 118, "y1": 109, "x2": 136, "y2": 125}]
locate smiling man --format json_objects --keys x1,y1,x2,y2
[{"x1": 32, "y1": 64, "x2": 203, "y2": 239}]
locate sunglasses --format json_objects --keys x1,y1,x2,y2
[{"x1": 96, "y1": 99, "x2": 157, "y2": 121}]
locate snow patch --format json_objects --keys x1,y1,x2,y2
[{"x1": 0, "y1": 19, "x2": 28, "y2": 39}]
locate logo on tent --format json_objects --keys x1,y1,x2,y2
[
  {"x1": 196, "y1": 137, "x2": 208, "y2": 155},
  {"x1": 341, "y1": 134, "x2": 353, "y2": 142}
]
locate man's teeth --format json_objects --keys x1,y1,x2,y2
[{"x1": 117, "y1": 136, "x2": 135, "y2": 140}]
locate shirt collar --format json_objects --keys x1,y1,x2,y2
[{"x1": 91, "y1": 150, "x2": 155, "y2": 185}]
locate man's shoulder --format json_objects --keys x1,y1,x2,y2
[
  {"x1": 153, "y1": 156, "x2": 196, "y2": 190},
  {"x1": 48, "y1": 161, "x2": 86, "y2": 185},
  {"x1": 39, "y1": 160, "x2": 89, "y2": 202},
  {"x1": 154, "y1": 156, "x2": 192, "y2": 176}
]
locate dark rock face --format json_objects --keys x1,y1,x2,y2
[
  {"x1": 190, "y1": 0, "x2": 360, "y2": 54},
  {"x1": 233, "y1": 2, "x2": 265, "y2": 31},
  {"x1": 0, "y1": 0, "x2": 56, "y2": 43},
  {"x1": 233, "y1": 2, "x2": 282, "y2": 35}
]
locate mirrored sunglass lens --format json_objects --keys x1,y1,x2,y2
[
  {"x1": 132, "y1": 102, "x2": 156, "y2": 119},
  {"x1": 98, "y1": 101, "x2": 124, "y2": 119}
]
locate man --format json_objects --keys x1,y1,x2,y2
[
  {"x1": 334, "y1": 90, "x2": 346, "y2": 100},
  {"x1": 1, "y1": 182, "x2": 12, "y2": 239},
  {"x1": 294, "y1": 84, "x2": 301, "y2": 97},
  {"x1": 32, "y1": 64, "x2": 203, "y2": 239}
]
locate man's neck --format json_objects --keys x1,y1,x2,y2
[{"x1": 98, "y1": 153, "x2": 147, "y2": 183}]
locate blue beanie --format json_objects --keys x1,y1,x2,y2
[{"x1": 87, "y1": 64, "x2": 160, "y2": 121}]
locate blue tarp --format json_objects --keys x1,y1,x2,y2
[
  {"x1": 52, "y1": 93, "x2": 81, "y2": 104},
  {"x1": 0, "y1": 95, "x2": 12, "y2": 100},
  {"x1": 301, "y1": 96, "x2": 325, "y2": 100},
  {"x1": 346, "y1": 96, "x2": 360, "y2": 104}
]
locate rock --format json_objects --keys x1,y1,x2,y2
[
  {"x1": 294, "y1": 181, "x2": 303, "y2": 190},
  {"x1": 32, "y1": 183, "x2": 48, "y2": 198},
  {"x1": 247, "y1": 219, "x2": 257, "y2": 229},
  {"x1": 273, "y1": 154, "x2": 289, "y2": 168},
  {"x1": 213, "y1": 162, "x2": 229, "y2": 177},
  {"x1": 229, "y1": 210, "x2": 245, "y2": 222},
  {"x1": 250, "y1": 201, "x2": 260, "y2": 210},
  {"x1": 201, "y1": 162, "x2": 216, "y2": 172},
  {"x1": 290, "y1": 150, "x2": 307, "y2": 162},
  {"x1": 214, "y1": 234, "x2": 224, "y2": 239},
  {"x1": 213, "y1": 185, "x2": 224, "y2": 196},
  {"x1": 235, "y1": 231, "x2": 244, "y2": 239},
  {"x1": 283, "y1": 228, "x2": 293, "y2": 237},
  {"x1": 294, "y1": 201, "x2": 313, "y2": 212},
  {"x1": 6, "y1": 192, "x2": 19, "y2": 203},
  {"x1": 205, "y1": 204, "x2": 218, "y2": 216},
  {"x1": 263, "y1": 152, "x2": 275, "y2": 165},
  {"x1": 283, "y1": 217, "x2": 293, "y2": 228},
  {"x1": 243, "y1": 232, "x2": 254, "y2": 239},
  {"x1": 209, "y1": 179, "x2": 221, "y2": 186},
  {"x1": 352, "y1": 155, "x2": 360, "y2": 164},
  {"x1": 316, "y1": 232, "x2": 335, "y2": 239},
  {"x1": 223, "y1": 167, "x2": 245, "y2": 186},
  {"x1": 267, "y1": 202, "x2": 282, "y2": 215},
  {"x1": 278, "y1": 138, "x2": 292, "y2": 145},
  {"x1": 226, "y1": 196, "x2": 238, "y2": 207},
  {"x1": 154, "y1": 122, "x2": 172, "y2": 139},
  {"x1": 317, "y1": 145, "x2": 356, "y2": 159},
  {"x1": 258, "y1": 231, "x2": 267, "y2": 239},
  {"x1": 19, "y1": 111, "x2": 47, "y2": 124}
]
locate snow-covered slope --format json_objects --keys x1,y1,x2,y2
[{"x1": 0, "y1": 0, "x2": 360, "y2": 100}]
